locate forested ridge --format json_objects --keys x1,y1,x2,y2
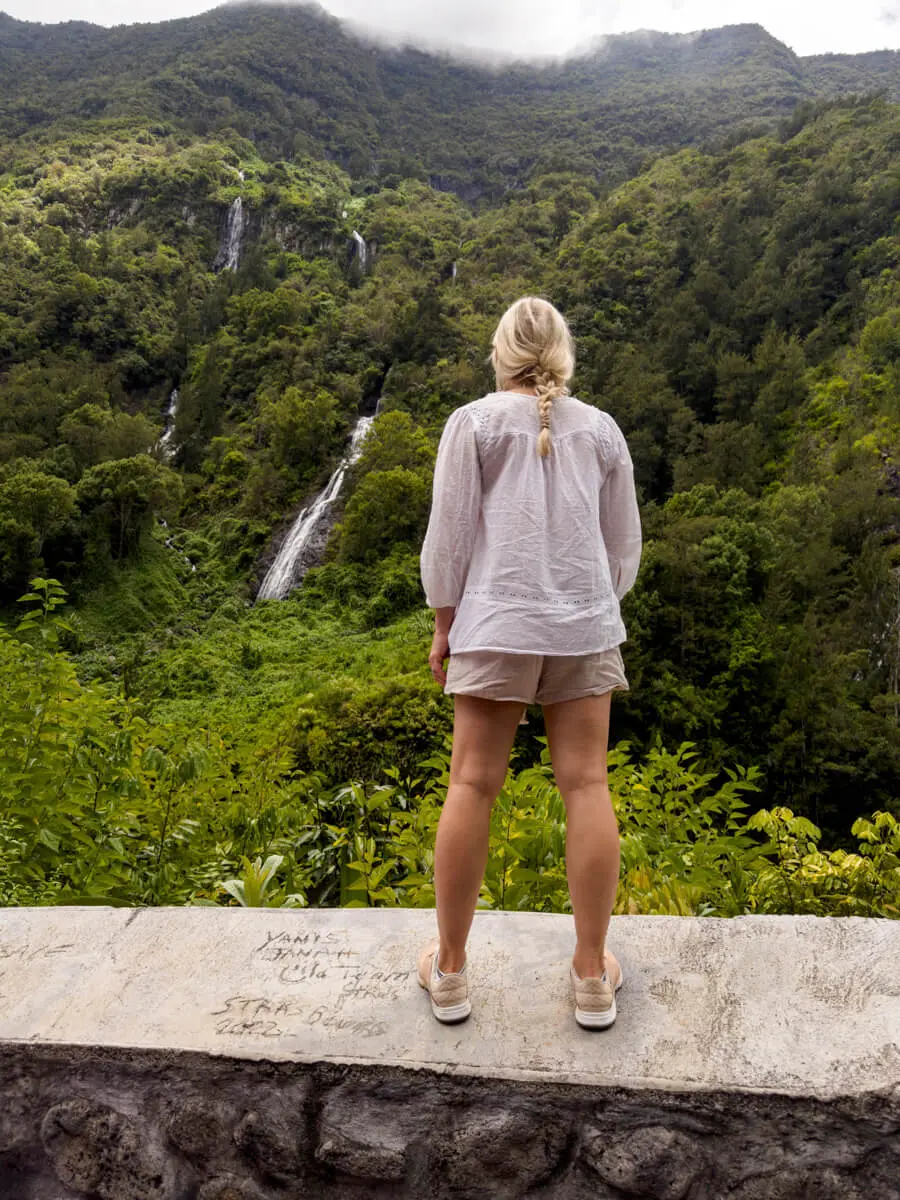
[
  {"x1": 2, "y1": 3, "x2": 900, "y2": 197},
  {"x1": 1, "y1": 4, "x2": 898, "y2": 914}
]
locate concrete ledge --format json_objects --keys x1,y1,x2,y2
[{"x1": 1, "y1": 908, "x2": 899, "y2": 1198}]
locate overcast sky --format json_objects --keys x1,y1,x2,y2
[{"x1": 2, "y1": 0, "x2": 900, "y2": 58}]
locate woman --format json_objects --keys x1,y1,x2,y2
[{"x1": 417, "y1": 296, "x2": 642, "y2": 1029}]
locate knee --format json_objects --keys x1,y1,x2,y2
[
  {"x1": 448, "y1": 768, "x2": 504, "y2": 807},
  {"x1": 555, "y1": 770, "x2": 609, "y2": 802}
]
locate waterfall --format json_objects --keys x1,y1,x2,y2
[
  {"x1": 351, "y1": 230, "x2": 367, "y2": 273},
  {"x1": 214, "y1": 197, "x2": 245, "y2": 272},
  {"x1": 257, "y1": 416, "x2": 374, "y2": 601},
  {"x1": 157, "y1": 389, "x2": 179, "y2": 460},
  {"x1": 451, "y1": 261, "x2": 458, "y2": 282},
  {"x1": 154, "y1": 387, "x2": 193, "y2": 570},
  {"x1": 158, "y1": 517, "x2": 196, "y2": 573}
]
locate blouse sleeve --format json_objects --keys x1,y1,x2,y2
[
  {"x1": 420, "y1": 407, "x2": 482, "y2": 609},
  {"x1": 598, "y1": 417, "x2": 642, "y2": 601}
]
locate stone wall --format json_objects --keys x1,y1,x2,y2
[
  {"x1": 3, "y1": 1046, "x2": 899, "y2": 1199},
  {"x1": 1, "y1": 908, "x2": 898, "y2": 1199}
]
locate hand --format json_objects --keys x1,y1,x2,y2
[{"x1": 429, "y1": 630, "x2": 450, "y2": 686}]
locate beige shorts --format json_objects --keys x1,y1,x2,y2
[{"x1": 444, "y1": 647, "x2": 629, "y2": 706}]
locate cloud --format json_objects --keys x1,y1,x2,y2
[
  {"x1": 329, "y1": 0, "x2": 611, "y2": 57},
  {"x1": 302, "y1": 0, "x2": 900, "y2": 57}
]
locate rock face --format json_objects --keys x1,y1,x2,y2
[
  {"x1": 40, "y1": 1096, "x2": 175, "y2": 1199},
  {"x1": 0, "y1": 908, "x2": 898, "y2": 1199}
]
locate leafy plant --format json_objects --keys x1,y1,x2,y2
[{"x1": 217, "y1": 854, "x2": 306, "y2": 908}]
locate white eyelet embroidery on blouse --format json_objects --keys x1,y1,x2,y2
[
  {"x1": 470, "y1": 402, "x2": 492, "y2": 440},
  {"x1": 463, "y1": 587, "x2": 608, "y2": 607}
]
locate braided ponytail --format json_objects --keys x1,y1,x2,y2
[
  {"x1": 534, "y1": 364, "x2": 568, "y2": 458},
  {"x1": 491, "y1": 297, "x2": 575, "y2": 458}
]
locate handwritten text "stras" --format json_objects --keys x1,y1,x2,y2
[{"x1": 210, "y1": 995, "x2": 386, "y2": 1039}]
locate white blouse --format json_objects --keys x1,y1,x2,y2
[{"x1": 420, "y1": 391, "x2": 642, "y2": 656}]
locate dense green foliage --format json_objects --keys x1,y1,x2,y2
[
  {"x1": 1, "y1": 7, "x2": 898, "y2": 912},
  {"x1": 3, "y1": 583, "x2": 897, "y2": 915}
]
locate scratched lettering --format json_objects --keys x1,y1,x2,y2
[
  {"x1": 211, "y1": 995, "x2": 305, "y2": 1019},
  {"x1": 277, "y1": 961, "x2": 328, "y2": 984},
  {"x1": 209, "y1": 994, "x2": 386, "y2": 1039},
  {"x1": 0, "y1": 943, "x2": 75, "y2": 962},
  {"x1": 215, "y1": 1018, "x2": 282, "y2": 1038},
  {"x1": 209, "y1": 928, "x2": 411, "y2": 1042},
  {"x1": 254, "y1": 930, "x2": 344, "y2": 960},
  {"x1": 305, "y1": 1007, "x2": 387, "y2": 1037},
  {"x1": 338, "y1": 966, "x2": 411, "y2": 1002}
]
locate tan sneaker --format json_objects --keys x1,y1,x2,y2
[
  {"x1": 417, "y1": 937, "x2": 471, "y2": 1023},
  {"x1": 571, "y1": 950, "x2": 623, "y2": 1029}
]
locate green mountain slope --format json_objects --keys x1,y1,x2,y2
[
  {"x1": 1, "y1": 5, "x2": 898, "y2": 198},
  {"x1": 804, "y1": 49, "x2": 900, "y2": 98}
]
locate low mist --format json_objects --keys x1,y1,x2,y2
[{"x1": 226, "y1": 0, "x2": 668, "y2": 63}]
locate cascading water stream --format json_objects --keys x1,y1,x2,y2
[
  {"x1": 351, "y1": 230, "x2": 367, "y2": 272},
  {"x1": 153, "y1": 388, "x2": 195, "y2": 569},
  {"x1": 256, "y1": 415, "x2": 374, "y2": 601},
  {"x1": 158, "y1": 517, "x2": 196, "y2": 573},
  {"x1": 214, "y1": 196, "x2": 245, "y2": 272},
  {"x1": 157, "y1": 388, "x2": 179, "y2": 460}
]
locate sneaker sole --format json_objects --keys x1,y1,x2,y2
[
  {"x1": 574, "y1": 970, "x2": 624, "y2": 1031},
  {"x1": 574, "y1": 997, "x2": 617, "y2": 1029},
  {"x1": 430, "y1": 998, "x2": 472, "y2": 1023}
]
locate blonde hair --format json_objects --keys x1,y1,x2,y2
[{"x1": 491, "y1": 296, "x2": 575, "y2": 457}]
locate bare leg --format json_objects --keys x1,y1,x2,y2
[
  {"x1": 543, "y1": 694, "x2": 620, "y2": 979},
  {"x1": 434, "y1": 695, "x2": 523, "y2": 973}
]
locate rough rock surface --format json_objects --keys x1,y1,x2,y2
[{"x1": 0, "y1": 907, "x2": 897, "y2": 1198}]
